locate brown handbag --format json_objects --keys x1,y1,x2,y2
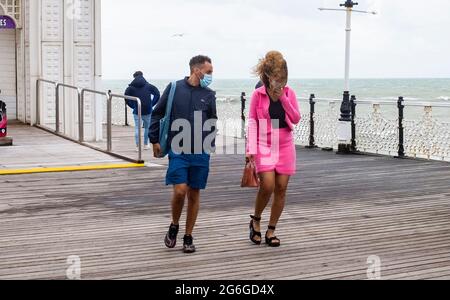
[{"x1": 241, "y1": 158, "x2": 260, "y2": 188}]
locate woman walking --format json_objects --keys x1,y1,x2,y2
[{"x1": 246, "y1": 51, "x2": 301, "y2": 247}]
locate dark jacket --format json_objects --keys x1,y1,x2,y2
[
  {"x1": 125, "y1": 75, "x2": 161, "y2": 115},
  {"x1": 255, "y1": 80, "x2": 264, "y2": 89},
  {"x1": 149, "y1": 77, "x2": 218, "y2": 154}
]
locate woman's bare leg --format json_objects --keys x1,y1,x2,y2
[
  {"x1": 267, "y1": 174, "x2": 290, "y2": 241},
  {"x1": 252, "y1": 172, "x2": 276, "y2": 243}
]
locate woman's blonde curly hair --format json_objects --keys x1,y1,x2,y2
[{"x1": 254, "y1": 51, "x2": 288, "y2": 90}]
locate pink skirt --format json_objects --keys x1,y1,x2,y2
[{"x1": 255, "y1": 128, "x2": 297, "y2": 176}]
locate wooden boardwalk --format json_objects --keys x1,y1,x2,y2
[{"x1": 1, "y1": 125, "x2": 450, "y2": 280}]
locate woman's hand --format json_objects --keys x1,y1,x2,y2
[
  {"x1": 268, "y1": 88, "x2": 283, "y2": 101},
  {"x1": 277, "y1": 86, "x2": 289, "y2": 98}
]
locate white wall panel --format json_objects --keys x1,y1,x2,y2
[
  {"x1": 41, "y1": 0, "x2": 63, "y2": 42},
  {"x1": 74, "y1": 0, "x2": 93, "y2": 42},
  {"x1": 42, "y1": 44, "x2": 63, "y2": 126},
  {"x1": 0, "y1": 30, "x2": 17, "y2": 120},
  {"x1": 16, "y1": 29, "x2": 24, "y2": 121}
]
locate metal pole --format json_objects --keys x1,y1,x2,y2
[
  {"x1": 337, "y1": 0, "x2": 357, "y2": 154},
  {"x1": 344, "y1": 7, "x2": 352, "y2": 92},
  {"x1": 397, "y1": 96, "x2": 405, "y2": 158},
  {"x1": 307, "y1": 94, "x2": 317, "y2": 149},
  {"x1": 318, "y1": 2, "x2": 374, "y2": 154},
  {"x1": 36, "y1": 80, "x2": 40, "y2": 126},
  {"x1": 241, "y1": 92, "x2": 246, "y2": 139},
  {"x1": 56, "y1": 83, "x2": 86, "y2": 137},
  {"x1": 81, "y1": 88, "x2": 112, "y2": 146},
  {"x1": 78, "y1": 89, "x2": 84, "y2": 142},
  {"x1": 350, "y1": 95, "x2": 357, "y2": 152},
  {"x1": 137, "y1": 98, "x2": 142, "y2": 162},
  {"x1": 107, "y1": 90, "x2": 112, "y2": 152},
  {"x1": 55, "y1": 85, "x2": 60, "y2": 133},
  {"x1": 125, "y1": 102, "x2": 129, "y2": 126},
  {"x1": 36, "y1": 79, "x2": 58, "y2": 128},
  {"x1": 109, "y1": 93, "x2": 143, "y2": 162}
]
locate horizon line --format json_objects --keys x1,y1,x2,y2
[{"x1": 102, "y1": 77, "x2": 450, "y2": 81}]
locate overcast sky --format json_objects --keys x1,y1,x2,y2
[{"x1": 101, "y1": 0, "x2": 450, "y2": 79}]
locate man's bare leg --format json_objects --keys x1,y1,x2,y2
[
  {"x1": 172, "y1": 184, "x2": 189, "y2": 225},
  {"x1": 165, "y1": 184, "x2": 189, "y2": 249},
  {"x1": 186, "y1": 188, "x2": 200, "y2": 236}
]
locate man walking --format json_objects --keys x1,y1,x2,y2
[
  {"x1": 125, "y1": 71, "x2": 160, "y2": 151},
  {"x1": 150, "y1": 55, "x2": 217, "y2": 254}
]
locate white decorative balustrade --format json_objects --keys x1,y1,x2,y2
[
  {"x1": 313, "y1": 99, "x2": 340, "y2": 150},
  {"x1": 109, "y1": 91, "x2": 450, "y2": 162},
  {"x1": 293, "y1": 111, "x2": 311, "y2": 146},
  {"x1": 293, "y1": 97, "x2": 340, "y2": 149},
  {"x1": 354, "y1": 102, "x2": 398, "y2": 156},
  {"x1": 404, "y1": 105, "x2": 450, "y2": 161},
  {"x1": 353, "y1": 100, "x2": 450, "y2": 161}
]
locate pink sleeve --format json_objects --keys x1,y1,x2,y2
[
  {"x1": 246, "y1": 92, "x2": 259, "y2": 155},
  {"x1": 280, "y1": 87, "x2": 301, "y2": 125}
]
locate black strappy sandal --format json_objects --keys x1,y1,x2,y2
[
  {"x1": 249, "y1": 215, "x2": 262, "y2": 245},
  {"x1": 265, "y1": 226, "x2": 281, "y2": 247}
]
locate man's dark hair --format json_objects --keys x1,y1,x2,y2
[
  {"x1": 189, "y1": 55, "x2": 212, "y2": 72},
  {"x1": 133, "y1": 71, "x2": 144, "y2": 78}
]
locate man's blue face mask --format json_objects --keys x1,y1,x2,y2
[{"x1": 200, "y1": 73, "x2": 213, "y2": 88}]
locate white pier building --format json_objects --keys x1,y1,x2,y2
[{"x1": 0, "y1": 0, "x2": 102, "y2": 140}]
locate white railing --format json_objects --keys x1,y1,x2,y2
[{"x1": 218, "y1": 92, "x2": 450, "y2": 162}]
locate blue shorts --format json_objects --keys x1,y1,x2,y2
[{"x1": 166, "y1": 150, "x2": 211, "y2": 190}]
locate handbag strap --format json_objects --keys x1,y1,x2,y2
[
  {"x1": 164, "y1": 81, "x2": 177, "y2": 119},
  {"x1": 245, "y1": 159, "x2": 256, "y2": 169}
]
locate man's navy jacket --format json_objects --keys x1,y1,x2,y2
[{"x1": 149, "y1": 77, "x2": 218, "y2": 154}]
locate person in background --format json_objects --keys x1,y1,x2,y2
[{"x1": 125, "y1": 71, "x2": 161, "y2": 151}]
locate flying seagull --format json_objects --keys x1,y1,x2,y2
[{"x1": 172, "y1": 33, "x2": 187, "y2": 38}]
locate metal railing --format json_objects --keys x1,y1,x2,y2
[
  {"x1": 80, "y1": 88, "x2": 111, "y2": 148},
  {"x1": 235, "y1": 92, "x2": 450, "y2": 162},
  {"x1": 354, "y1": 98, "x2": 450, "y2": 160},
  {"x1": 56, "y1": 83, "x2": 83, "y2": 141},
  {"x1": 125, "y1": 102, "x2": 130, "y2": 126},
  {"x1": 35, "y1": 79, "x2": 57, "y2": 127},
  {"x1": 36, "y1": 79, "x2": 144, "y2": 164},
  {"x1": 110, "y1": 93, "x2": 142, "y2": 162},
  {"x1": 297, "y1": 96, "x2": 342, "y2": 150}
]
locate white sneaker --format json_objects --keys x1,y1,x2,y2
[{"x1": 144, "y1": 145, "x2": 151, "y2": 151}]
